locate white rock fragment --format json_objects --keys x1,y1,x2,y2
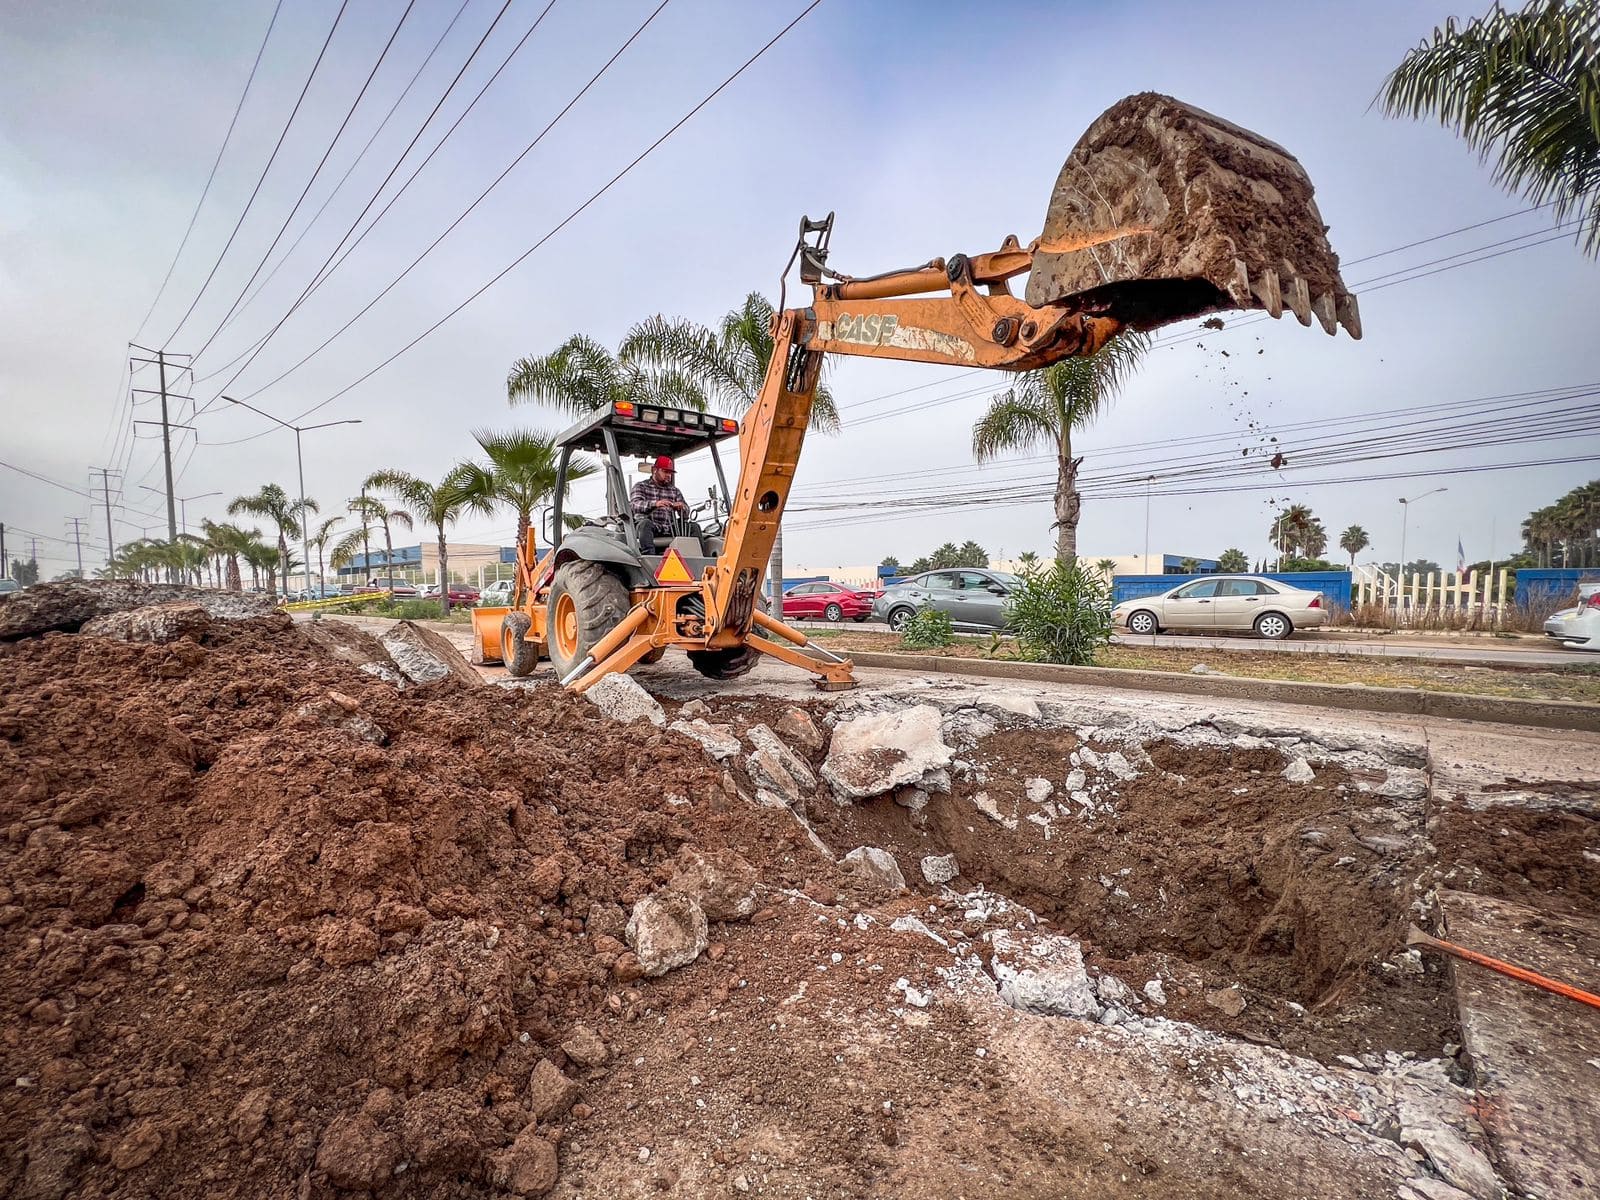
[
  {"x1": 583, "y1": 674, "x2": 666, "y2": 726},
  {"x1": 667, "y1": 718, "x2": 741, "y2": 761},
  {"x1": 920, "y1": 853, "x2": 960, "y2": 885},
  {"x1": 747, "y1": 723, "x2": 817, "y2": 790},
  {"x1": 1142, "y1": 979, "x2": 1167, "y2": 1007},
  {"x1": 1064, "y1": 768, "x2": 1086, "y2": 792},
  {"x1": 989, "y1": 930, "x2": 1100, "y2": 1019},
  {"x1": 625, "y1": 892, "x2": 709, "y2": 976},
  {"x1": 821, "y1": 706, "x2": 953, "y2": 801},
  {"x1": 841, "y1": 846, "x2": 906, "y2": 891},
  {"x1": 969, "y1": 791, "x2": 1018, "y2": 830},
  {"x1": 1283, "y1": 757, "x2": 1316, "y2": 784}
]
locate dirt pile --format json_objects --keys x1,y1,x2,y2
[{"x1": 0, "y1": 616, "x2": 834, "y2": 1199}]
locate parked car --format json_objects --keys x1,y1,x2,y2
[
  {"x1": 0, "y1": 578, "x2": 20, "y2": 596},
  {"x1": 1112, "y1": 575, "x2": 1327, "y2": 640},
  {"x1": 873, "y1": 569, "x2": 1021, "y2": 632},
  {"x1": 782, "y1": 580, "x2": 873, "y2": 622},
  {"x1": 366, "y1": 578, "x2": 418, "y2": 597},
  {"x1": 293, "y1": 584, "x2": 343, "y2": 601},
  {"x1": 479, "y1": 579, "x2": 515, "y2": 606},
  {"x1": 421, "y1": 582, "x2": 481, "y2": 605},
  {"x1": 1543, "y1": 582, "x2": 1600, "y2": 651}
]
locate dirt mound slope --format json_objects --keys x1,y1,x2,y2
[
  {"x1": 0, "y1": 579, "x2": 277, "y2": 640},
  {"x1": 0, "y1": 618, "x2": 832, "y2": 1199}
]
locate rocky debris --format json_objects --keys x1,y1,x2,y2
[
  {"x1": 560, "y1": 1025, "x2": 610, "y2": 1069},
  {"x1": 377, "y1": 619, "x2": 482, "y2": 686},
  {"x1": 528, "y1": 1059, "x2": 582, "y2": 1121},
  {"x1": 669, "y1": 848, "x2": 759, "y2": 921},
  {"x1": 1205, "y1": 985, "x2": 1248, "y2": 1018},
  {"x1": 821, "y1": 705, "x2": 953, "y2": 801},
  {"x1": 841, "y1": 846, "x2": 906, "y2": 891},
  {"x1": 1025, "y1": 777, "x2": 1055, "y2": 805},
  {"x1": 1283, "y1": 757, "x2": 1316, "y2": 784},
  {"x1": 1401, "y1": 1127, "x2": 1502, "y2": 1199},
  {"x1": 490, "y1": 1127, "x2": 560, "y2": 1196},
  {"x1": 625, "y1": 892, "x2": 709, "y2": 976},
  {"x1": 79, "y1": 600, "x2": 213, "y2": 643},
  {"x1": 970, "y1": 791, "x2": 1019, "y2": 830},
  {"x1": 667, "y1": 718, "x2": 741, "y2": 761},
  {"x1": 989, "y1": 931, "x2": 1101, "y2": 1019},
  {"x1": 1095, "y1": 973, "x2": 1138, "y2": 1009},
  {"x1": 746, "y1": 723, "x2": 817, "y2": 791},
  {"x1": 745, "y1": 748, "x2": 804, "y2": 805},
  {"x1": 1399, "y1": 1180, "x2": 1477, "y2": 1200},
  {"x1": 1143, "y1": 979, "x2": 1168, "y2": 1006},
  {"x1": 293, "y1": 693, "x2": 387, "y2": 745},
  {"x1": 893, "y1": 786, "x2": 929, "y2": 812},
  {"x1": 1191, "y1": 663, "x2": 1218, "y2": 675},
  {"x1": 583, "y1": 673, "x2": 666, "y2": 726},
  {"x1": 775, "y1": 707, "x2": 824, "y2": 753},
  {"x1": 921, "y1": 853, "x2": 961, "y2": 885},
  {"x1": 0, "y1": 578, "x2": 277, "y2": 640},
  {"x1": 678, "y1": 699, "x2": 710, "y2": 719},
  {"x1": 1390, "y1": 1059, "x2": 1504, "y2": 1200}
]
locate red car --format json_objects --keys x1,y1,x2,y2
[{"x1": 782, "y1": 581, "x2": 873, "y2": 622}]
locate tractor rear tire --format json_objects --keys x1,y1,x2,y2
[
  {"x1": 687, "y1": 645, "x2": 761, "y2": 680},
  {"x1": 547, "y1": 560, "x2": 631, "y2": 680},
  {"x1": 501, "y1": 612, "x2": 538, "y2": 677}
]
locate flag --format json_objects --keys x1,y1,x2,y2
[{"x1": 1456, "y1": 537, "x2": 1466, "y2": 574}]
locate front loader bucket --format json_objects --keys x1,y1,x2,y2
[
  {"x1": 470, "y1": 605, "x2": 510, "y2": 666},
  {"x1": 1027, "y1": 92, "x2": 1360, "y2": 338}
]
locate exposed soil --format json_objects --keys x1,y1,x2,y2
[
  {"x1": 1433, "y1": 788, "x2": 1600, "y2": 921},
  {"x1": 0, "y1": 618, "x2": 839, "y2": 1199}
]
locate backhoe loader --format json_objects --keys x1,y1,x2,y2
[{"x1": 471, "y1": 92, "x2": 1360, "y2": 693}]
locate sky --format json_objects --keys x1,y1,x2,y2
[{"x1": 2, "y1": 0, "x2": 1597, "y2": 580}]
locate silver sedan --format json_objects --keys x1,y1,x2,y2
[
  {"x1": 1113, "y1": 575, "x2": 1328, "y2": 640},
  {"x1": 874, "y1": 569, "x2": 1021, "y2": 632}
]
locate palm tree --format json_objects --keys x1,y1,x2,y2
[
  {"x1": 618, "y1": 293, "x2": 842, "y2": 594},
  {"x1": 364, "y1": 468, "x2": 493, "y2": 614},
  {"x1": 308, "y1": 516, "x2": 342, "y2": 591},
  {"x1": 200, "y1": 520, "x2": 260, "y2": 591},
  {"x1": 1216, "y1": 548, "x2": 1249, "y2": 572},
  {"x1": 349, "y1": 494, "x2": 414, "y2": 595},
  {"x1": 1268, "y1": 503, "x2": 1322, "y2": 561},
  {"x1": 1382, "y1": 0, "x2": 1600, "y2": 258},
  {"x1": 453, "y1": 429, "x2": 594, "y2": 554},
  {"x1": 971, "y1": 332, "x2": 1150, "y2": 560},
  {"x1": 1095, "y1": 556, "x2": 1117, "y2": 579},
  {"x1": 228, "y1": 483, "x2": 315, "y2": 596},
  {"x1": 1018, "y1": 551, "x2": 1040, "y2": 568},
  {"x1": 241, "y1": 539, "x2": 280, "y2": 591},
  {"x1": 1339, "y1": 524, "x2": 1371, "y2": 567}
]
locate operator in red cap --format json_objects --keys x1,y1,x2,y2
[{"x1": 629, "y1": 454, "x2": 699, "y2": 552}]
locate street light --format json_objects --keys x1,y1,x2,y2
[
  {"x1": 223, "y1": 397, "x2": 361, "y2": 594},
  {"x1": 140, "y1": 486, "x2": 221, "y2": 536},
  {"x1": 1398, "y1": 487, "x2": 1448, "y2": 577}
]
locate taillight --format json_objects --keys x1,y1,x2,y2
[
  {"x1": 1308, "y1": 596, "x2": 1321, "y2": 608},
  {"x1": 1587, "y1": 593, "x2": 1600, "y2": 609}
]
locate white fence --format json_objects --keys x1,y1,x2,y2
[{"x1": 1351, "y1": 568, "x2": 1514, "y2": 626}]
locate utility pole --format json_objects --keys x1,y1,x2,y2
[
  {"x1": 65, "y1": 517, "x2": 87, "y2": 577},
  {"x1": 129, "y1": 344, "x2": 193, "y2": 543},
  {"x1": 91, "y1": 467, "x2": 121, "y2": 574},
  {"x1": 0, "y1": 523, "x2": 7, "y2": 577}
]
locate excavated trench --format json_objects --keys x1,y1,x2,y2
[{"x1": 781, "y1": 715, "x2": 1459, "y2": 1064}]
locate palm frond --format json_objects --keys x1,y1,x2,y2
[
  {"x1": 972, "y1": 384, "x2": 1059, "y2": 460},
  {"x1": 620, "y1": 316, "x2": 748, "y2": 410},
  {"x1": 506, "y1": 333, "x2": 622, "y2": 414},
  {"x1": 1382, "y1": 0, "x2": 1600, "y2": 256}
]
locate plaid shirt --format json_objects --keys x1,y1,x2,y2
[{"x1": 630, "y1": 477, "x2": 686, "y2": 533}]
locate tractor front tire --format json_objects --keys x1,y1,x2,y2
[
  {"x1": 546, "y1": 561, "x2": 631, "y2": 680},
  {"x1": 501, "y1": 612, "x2": 538, "y2": 677},
  {"x1": 687, "y1": 645, "x2": 761, "y2": 680}
]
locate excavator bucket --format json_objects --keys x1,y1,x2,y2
[{"x1": 1027, "y1": 92, "x2": 1360, "y2": 338}]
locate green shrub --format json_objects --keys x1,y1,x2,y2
[
  {"x1": 390, "y1": 599, "x2": 446, "y2": 620},
  {"x1": 1004, "y1": 557, "x2": 1112, "y2": 665},
  {"x1": 899, "y1": 607, "x2": 954, "y2": 650}
]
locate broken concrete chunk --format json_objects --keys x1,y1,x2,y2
[
  {"x1": 1283, "y1": 757, "x2": 1316, "y2": 784},
  {"x1": 893, "y1": 787, "x2": 929, "y2": 812},
  {"x1": 667, "y1": 718, "x2": 741, "y2": 761},
  {"x1": 1025, "y1": 777, "x2": 1055, "y2": 805},
  {"x1": 745, "y1": 749, "x2": 801, "y2": 804},
  {"x1": 583, "y1": 674, "x2": 667, "y2": 726},
  {"x1": 990, "y1": 930, "x2": 1101, "y2": 1019},
  {"x1": 841, "y1": 846, "x2": 906, "y2": 891},
  {"x1": 1142, "y1": 979, "x2": 1167, "y2": 1006},
  {"x1": 821, "y1": 705, "x2": 953, "y2": 801},
  {"x1": 80, "y1": 601, "x2": 213, "y2": 643},
  {"x1": 1204, "y1": 985, "x2": 1247, "y2": 1018},
  {"x1": 624, "y1": 892, "x2": 708, "y2": 976},
  {"x1": 1400, "y1": 1124, "x2": 1502, "y2": 1200},
  {"x1": 920, "y1": 853, "x2": 960, "y2": 885},
  {"x1": 0, "y1": 579, "x2": 276, "y2": 640},
  {"x1": 1095, "y1": 973, "x2": 1137, "y2": 1008},
  {"x1": 378, "y1": 620, "x2": 482, "y2": 686},
  {"x1": 746, "y1": 723, "x2": 817, "y2": 791},
  {"x1": 669, "y1": 848, "x2": 759, "y2": 921},
  {"x1": 969, "y1": 791, "x2": 1018, "y2": 830}
]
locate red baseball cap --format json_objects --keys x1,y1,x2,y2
[{"x1": 653, "y1": 455, "x2": 675, "y2": 471}]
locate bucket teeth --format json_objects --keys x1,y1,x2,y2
[
  {"x1": 1336, "y1": 292, "x2": 1362, "y2": 340},
  {"x1": 1311, "y1": 291, "x2": 1337, "y2": 335},
  {"x1": 1253, "y1": 268, "x2": 1283, "y2": 318},
  {"x1": 1283, "y1": 266, "x2": 1313, "y2": 326},
  {"x1": 1229, "y1": 259, "x2": 1252, "y2": 306}
]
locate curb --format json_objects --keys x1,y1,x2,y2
[{"x1": 842, "y1": 650, "x2": 1600, "y2": 733}]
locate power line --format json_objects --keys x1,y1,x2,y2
[
  {"x1": 131, "y1": 0, "x2": 285, "y2": 343},
  {"x1": 163, "y1": 0, "x2": 353, "y2": 346},
  {"x1": 189, "y1": 0, "x2": 420, "y2": 361},
  {"x1": 199, "y1": 0, "x2": 662, "y2": 411},
  {"x1": 0, "y1": 459, "x2": 97, "y2": 500},
  {"x1": 215, "y1": 0, "x2": 821, "y2": 441}
]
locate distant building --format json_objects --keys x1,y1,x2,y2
[{"x1": 338, "y1": 543, "x2": 514, "y2": 586}]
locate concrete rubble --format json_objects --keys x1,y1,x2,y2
[{"x1": 583, "y1": 673, "x2": 667, "y2": 726}]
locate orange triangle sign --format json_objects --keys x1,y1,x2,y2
[{"x1": 655, "y1": 547, "x2": 694, "y2": 585}]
